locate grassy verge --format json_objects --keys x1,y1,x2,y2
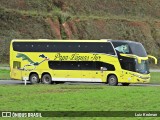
[
  {"x1": 0, "y1": 69, "x2": 10, "y2": 79},
  {"x1": 0, "y1": 70, "x2": 160, "y2": 119},
  {"x1": 0, "y1": 84, "x2": 158, "y2": 111},
  {"x1": 0, "y1": 84, "x2": 160, "y2": 120},
  {"x1": 150, "y1": 72, "x2": 160, "y2": 83}
]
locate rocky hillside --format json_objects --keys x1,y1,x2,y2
[{"x1": 0, "y1": 0, "x2": 160, "y2": 62}]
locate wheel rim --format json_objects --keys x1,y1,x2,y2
[
  {"x1": 110, "y1": 77, "x2": 116, "y2": 84},
  {"x1": 44, "y1": 76, "x2": 50, "y2": 83},
  {"x1": 31, "y1": 76, "x2": 38, "y2": 83}
]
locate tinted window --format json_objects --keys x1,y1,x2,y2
[
  {"x1": 80, "y1": 61, "x2": 95, "y2": 70},
  {"x1": 48, "y1": 61, "x2": 80, "y2": 70},
  {"x1": 129, "y1": 43, "x2": 147, "y2": 57},
  {"x1": 95, "y1": 61, "x2": 115, "y2": 71},
  {"x1": 13, "y1": 61, "x2": 21, "y2": 69},
  {"x1": 119, "y1": 56, "x2": 136, "y2": 72},
  {"x1": 112, "y1": 41, "x2": 147, "y2": 57},
  {"x1": 13, "y1": 42, "x2": 115, "y2": 55},
  {"x1": 48, "y1": 61, "x2": 115, "y2": 71},
  {"x1": 136, "y1": 60, "x2": 149, "y2": 74},
  {"x1": 112, "y1": 42, "x2": 132, "y2": 54}
]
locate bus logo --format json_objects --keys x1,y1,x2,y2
[{"x1": 16, "y1": 53, "x2": 49, "y2": 71}]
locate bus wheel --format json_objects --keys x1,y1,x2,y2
[
  {"x1": 42, "y1": 74, "x2": 52, "y2": 84},
  {"x1": 30, "y1": 74, "x2": 39, "y2": 84},
  {"x1": 122, "y1": 83, "x2": 130, "y2": 86},
  {"x1": 108, "y1": 75, "x2": 118, "y2": 86}
]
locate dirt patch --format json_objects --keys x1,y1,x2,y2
[
  {"x1": 62, "y1": 22, "x2": 73, "y2": 39},
  {"x1": 68, "y1": 20, "x2": 78, "y2": 35},
  {"x1": 46, "y1": 18, "x2": 62, "y2": 39},
  {"x1": 17, "y1": 0, "x2": 26, "y2": 9}
]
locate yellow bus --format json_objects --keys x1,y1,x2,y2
[{"x1": 10, "y1": 39, "x2": 157, "y2": 86}]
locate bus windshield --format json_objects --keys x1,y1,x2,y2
[
  {"x1": 136, "y1": 60, "x2": 149, "y2": 74},
  {"x1": 112, "y1": 41, "x2": 147, "y2": 57},
  {"x1": 129, "y1": 42, "x2": 147, "y2": 57}
]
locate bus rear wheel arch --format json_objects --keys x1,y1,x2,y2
[
  {"x1": 29, "y1": 73, "x2": 40, "y2": 84},
  {"x1": 41, "y1": 73, "x2": 52, "y2": 84},
  {"x1": 107, "y1": 74, "x2": 118, "y2": 86}
]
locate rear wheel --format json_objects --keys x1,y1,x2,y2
[
  {"x1": 122, "y1": 83, "x2": 130, "y2": 86},
  {"x1": 108, "y1": 75, "x2": 118, "y2": 86},
  {"x1": 29, "y1": 74, "x2": 39, "y2": 84},
  {"x1": 42, "y1": 74, "x2": 52, "y2": 84}
]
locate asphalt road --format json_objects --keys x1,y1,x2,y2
[
  {"x1": 0, "y1": 80, "x2": 31, "y2": 85},
  {"x1": 0, "y1": 80, "x2": 160, "y2": 86},
  {"x1": 0, "y1": 67, "x2": 10, "y2": 70}
]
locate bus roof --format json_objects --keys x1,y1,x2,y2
[
  {"x1": 109, "y1": 40, "x2": 140, "y2": 44},
  {"x1": 11, "y1": 39, "x2": 108, "y2": 43},
  {"x1": 11, "y1": 39, "x2": 139, "y2": 43}
]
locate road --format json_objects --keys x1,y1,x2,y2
[
  {"x1": 0, "y1": 80, "x2": 160, "y2": 86},
  {"x1": 0, "y1": 67, "x2": 10, "y2": 70},
  {"x1": 0, "y1": 80, "x2": 31, "y2": 85}
]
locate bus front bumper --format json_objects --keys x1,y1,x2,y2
[{"x1": 135, "y1": 76, "x2": 150, "y2": 83}]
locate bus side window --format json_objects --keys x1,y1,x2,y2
[
  {"x1": 69, "y1": 62, "x2": 80, "y2": 70},
  {"x1": 95, "y1": 62, "x2": 115, "y2": 71},
  {"x1": 13, "y1": 61, "x2": 21, "y2": 69},
  {"x1": 80, "y1": 62, "x2": 95, "y2": 70},
  {"x1": 48, "y1": 61, "x2": 81, "y2": 70},
  {"x1": 115, "y1": 44, "x2": 129, "y2": 54}
]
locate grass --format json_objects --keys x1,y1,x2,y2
[
  {"x1": 150, "y1": 72, "x2": 160, "y2": 83},
  {"x1": 0, "y1": 84, "x2": 160, "y2": 120},
  {"x1": 0, "y1": 69, "x2": 10, "y2": 80},
  {"x1": 0, "y1": 69, "x2": 160, "y2": 119}
]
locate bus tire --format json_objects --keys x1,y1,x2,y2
[
  {"x1": 108, "y1": 75, "x2": 118, "y2": 86},
  {"x1": 42, "y1": 74, "x2": 52, "y2": 84},
  {"x1": 29, "y1": 73, "x2": 39, "y2": 84},
  {"x1": 122, "y1": 83, "x2": 130, "y2": 86}
]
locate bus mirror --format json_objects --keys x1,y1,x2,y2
[
  {"x1": 137, "y1": 58, "x2": 142, "y2": 64},
  {"x1": 147, "y1": 55, "x2": 157, "y2": 64}
]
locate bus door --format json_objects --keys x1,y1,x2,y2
[
  {"x1": 120, "y1": 60, "x2": 135, "y2": 83},
  {"x1": 11, "y1": 61, "x2": 22, "y2": 80}
]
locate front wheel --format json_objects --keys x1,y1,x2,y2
[
  {"x1": 29, "y1": 74, "x2": 39, "y2": 84},
  {"x1": 42, "y1": 74, "x2": 52, "y2": 84},
  {"x1": 108, "y1": 75, "x2": 118, "y2": 86}
]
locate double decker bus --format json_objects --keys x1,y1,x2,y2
[{"x1": 10, "y1": 39, "x2": 157, "y2": 86}]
